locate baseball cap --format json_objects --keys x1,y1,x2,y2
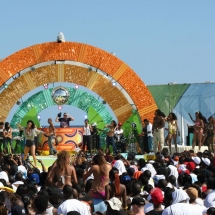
[
  {"x1": 63, "y1": 112, "x2": 67, "y2": 115},
  {"x1": 29, "y1": 173, "x2": 40, "y2": 184},
  {"x1": 202, "y1": 157, "x2": 211, "y2": 166},
  {"x1": 118, "y1": 122, "x2": 122, "y2": 126},
  {"x1": 11, "y1": 205, "x2": 27, "y2": 215},
  {"x1": 186, "y1": 187, "x2": 198, "y2": 200},
  {"x1": 105, "y1": 197, "x2": 122, "y2": 211},
  {"x1": 186, "y1": 162, "x2": 196, "y2": 171},
  {"x1": 192, "y1": 156, "x2": 201, "y2": 165},
  {"x1": 131, "y1": 197, "x2": 145, "y2": 206},
  {"x1": 150, "y1": 188, "x2": 164, "y2": 205}
]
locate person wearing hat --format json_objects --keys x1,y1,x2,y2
[
  {"x1": 55, "y1": 112, "x2": 74, "y2": 128},
  {"x1": 192, "y1": 156, "x2": 201, "y2": 168},
  {"x1": 105, "y1": 197, "x2": 122, "y2": 215},
  {"x1": 186, "y1": 187, "x2": 206, "y2": 214},
  {"x1": 130, "y1": 197, "x2": 145, "y2": 215},
  {"x1": 149, "y1": 188, "x2": 164, "y2": 215},
  {"x1": 186, "y1": 162, "x2": 198, "y2": 183}
]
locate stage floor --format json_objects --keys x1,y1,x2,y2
[
  {"x1": 31, "y1": 145, "x2": 209, "y2": 170},
  {"x1": 163, "y1": 145, "x2": 208, "y2": 154},
  {"x1": 29, "y1": 155, "x2": 57, "y2": 170}
]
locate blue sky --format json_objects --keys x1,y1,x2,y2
[{"x1": 1, "y1": 1, "x2": 215, "y2": 125}]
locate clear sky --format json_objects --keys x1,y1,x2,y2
[{"x1": 1, "y1": 1, "x2": 215, "y2": 125}]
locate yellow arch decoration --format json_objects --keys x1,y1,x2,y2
[{"x1": 0, "y1": 42, "x2": 157, "y2": 122}]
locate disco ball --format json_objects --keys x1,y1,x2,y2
[{"x1": 52, "y1": 86, "x2": 70, "y2": 105}]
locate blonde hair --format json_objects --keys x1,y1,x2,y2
[{"x1": 57, "y1": 150, "x2": 70, "y2": 170}]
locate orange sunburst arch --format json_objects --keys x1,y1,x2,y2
[{"x1": 0, "y1": 41, "x2": 157, "y2": 123}]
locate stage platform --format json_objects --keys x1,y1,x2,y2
[
  {"x1": 30, "y1": 145, "x2": 209, "y2": 170},
  {"x1": 163, "y1": 145, "x2": 208, "y2": 154}
]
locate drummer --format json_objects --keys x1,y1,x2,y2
[
  {"x1": 114, "y1": 122, "x2": 124, "y2": 142},
  {"x1": 55, "y1": 112, "x2": 74, "y2": 128}
]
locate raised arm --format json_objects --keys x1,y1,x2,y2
[
  {"x1": 68, "y1": 114, "x2": 74, "y2": 121},
  {"x1": 188, "y1": 113, "x2": 195, "y2": 123},
  {"x1": 83, "y1": 165, "x2": 94, "y2": 181},
  {"x1": 37, "y1": 159, "x2": 47, "y2": 172},
  {"x1": 35, "y1": 128, "x2": 45, "y2": 135},
  {"x1": 17, "y1": 124, "x2": 24, "y2": 131},
  {"x1": 55, "y1": 115, "x2": 60, "y2": 122}
]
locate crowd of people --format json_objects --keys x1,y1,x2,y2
[
  {"x1": 141, "y1": 110, "x2": 215, "y2": 155},
  {"x1": 0, "y1": 146, "x2": 215, "y2": 215},
  {"x1": 0, "y1": 109, "x2": 214, "y2": 214}
]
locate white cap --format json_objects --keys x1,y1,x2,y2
[
  {"x1": 202, "y1": 157, "x2": 211, "y2": 166},
  {"x1": 192, "y1": 156, "x2": 201, "y2": 165},
  {"x1": 144, "y1": 203, "x2": 154, "y2": 213},
  {"x1": 105, "y1": 197, "x2": 122, "y2": 211}
]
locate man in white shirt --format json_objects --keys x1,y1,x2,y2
[
  {"x1": 57, "y1": 185, "x2": 91, "y2": 215},
  {"x1": 162, "y1": 189, "x2": 202, "y2": 215},
  {"x1": 143, "y1": 119, "x2": 154, "y2": 152},
  {"x1": 114, "y1": 123, "x2": 125, "y2": 152}
]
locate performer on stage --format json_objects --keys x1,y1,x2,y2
[
  {"x1": 207, "y1": 116, "x2": 215, "y2": 152},
  {"x1": 152, "y1": 109, "x2": 165, "y2": 153},
  {"x1": 0, "y1": 122, "x2": 5, "y2": 153},
  {"x1": 46, "y1": 118, "x2": 57, "y2": 155},
  {"x1": 114, "y1": 122, "x2": 126, "y2": 152},
  {"x1": 82, "y1": 119, "x2": 92, "y2": 153},
  {"x1": 165, "y1": 113, "x2": 180, "y2": 154},
  {"x1": 17, "y1": 120, "x2": 46, "y2": 167},
  {"x1": 143, "y1": 119, "x2": 153, "y2": 153},
  {"x1": 114, "y1": 122, "x2": 124, "y2": 142},
  {"x1": 55, "y1": 112, "x2": 74, "y2": 128},
  {"x1": 106, "y1": 120, "x2": 118, "y2": 154},
  {"x1": 188, "y1": 111, "x2": 204, "y2": 151},
  {"x1": 3, "y1": 122, "x2": 13, "y2": 154}
]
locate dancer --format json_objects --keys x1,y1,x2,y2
[
  {"x1": 114, "y1": 122, "x2": 124, "y2": 142},
  {"x1": 188, "y1": 111, "x2": 204, "y2": 151},
  {"x1": 83, "y1": 154, "x2": 112, "y2": 199},
  {"x1": 114, "y1": 122, "x2": 125, "y2": 152},
  {"x1": 46, "y1": 150, "x2": 77, "y2": 188},
  {"x1": 105, "y1": 120, "x2": 118, "y2": 154},
  {"x1": 55, "y1": 112, "x2": 74, "y2": 128},
  {"x1": 3, "y1": 122, "x2": 13, "y2": 154},
  {"x1": 46, "y1": 118, "x2": 57, "y2": 155},
  {"x1": 83, "y1": 119, "x2": 92, "y2": 153},
  {"x1": 0, "y1": 122, "x2": 5, "y2": 153},
  {"x1": 207, "y1": 116, "x2": 215, "y2": 152},
  {"x1": 165, "y1": 113, "x2": 180, "y2": 154},
  {"x1": 152, "y1": 109, "x2": 165, "y2": 153},
  {"x1": 17, "y1": 120, "x2": 46, "y2": 166}
]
